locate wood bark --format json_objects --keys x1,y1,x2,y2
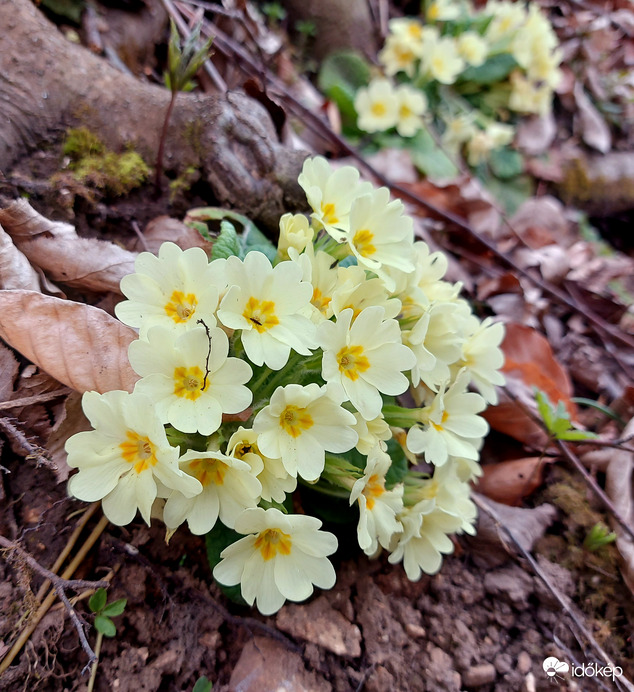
[{"x1": 0, "y1": 0, "x2": 307, "y2": 228}]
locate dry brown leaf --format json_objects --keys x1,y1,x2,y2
[
  {"x1": 605, "y1": 417, "x2": 634, "y2": 595},
  {"x1": 0, "y1": 342, "x2": 19, "y2": 401},
  {"x1": 0, "y1": 290, "x2": 138, "y2": 393},
  {"x1": 0, "y1": 200, "x2": 137, "y2": 293},
  {"x1": 468, "y1": 496, "x2": 557, "y2": 568},
  {"x1": 131, "y1": 216, "x2": 213, "y2": 254},
  {"x1": 484, "y1": 324, "x2": 576, "y2": 447},
  {"x1": 46, "y1": 392, "x2": 90, "y2": 483},
  {"x1": 0, "y1": 223, "x2": 41, "y2": 291},
  {"x1": 509, "y1": 196, "x2": 570, "y2": 248},
  {"x1": 573, "y1": 82, "x2": 612, "y2": 154},
  {"x1": 476, "y1": 457, "x2": 548, "y2": 506}
]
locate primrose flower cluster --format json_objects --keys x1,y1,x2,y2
[
  {"x1": 354, "y1": 0, "x2": 562, "y2": 165},
  {"x1": 65, "y1": 156, "x2": 504, "y2": 615}
]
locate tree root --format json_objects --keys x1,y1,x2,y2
[{"x1": 0, "y1": 0, "x2": 307, "y2": 229}]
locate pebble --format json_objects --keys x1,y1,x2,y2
[
  {"x1": 462, "y1": 663, "x2": 497, "y2": 687},
  {"x1": 494, "y1": 653, "x2": 512, "y2": 674},
  {"x1": 517, "y1": 651, "x2": 532, "y2": 675},
  {"x1": 405, "y1": 623, "x2": 426, "y2": 638}
]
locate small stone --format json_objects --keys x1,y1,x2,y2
[
  {"x1": 405, "y1": 623, "x2": 426, "y2": 638},
  {"x1": 462, "y1": 663, "x2": 497, "y2": 688},
  {"x1": 494, "y1": 653, "x2": 512, "y2": 674},
  {"x1": 517, "y1": 651, "x2": 532, "y2": 675},
  {"x1": 522, "y1": 672, "x2": 536, "y2": 692}
]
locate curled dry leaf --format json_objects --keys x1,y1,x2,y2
[
  {"x1": 0, "y1": 341, "x2": 19, "y2": 401},
  {"x1": 468, "y1": 495, "x2": 557, "y2": 568},
  {"x1": 476, "y1": 457, "x2": 549, "y2": 506},
  {"x1": 131, "y1": 215, "x2": 213, "y2": 255},
  {"x1": 46, "y1": 392, "x2": 91, "y2": 483},
  {"x1": 573, "y1": 82, "x2": 612, "y2": 154},
  {"x1": 484, "y1": 323, "x2": 577, "y2": 448},
  {"x1": 0, "y1": 199, "x2": 137, "y2": 294},
  {"x1": 0, "y1": 290, "x2": 138, "y2": 394},
  {"x1": 605, "y1": 417, "x2": 634, "y2": 595},
  {"x1": 0, "y1": 223, "x2": 41, "y2": 291}
]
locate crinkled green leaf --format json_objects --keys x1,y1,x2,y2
[
  {"x1": 488, "y1": 147, "x2": 524, "y2": 180},
  {"x1": 210, "y1": 221, "x2": 241, "y2": 260},
  {"x1": 193, "y1": 676, "x2": 213, "y2": 692},
  {"x1": 409, "y1": 127, "x2": 459, "y2": 179},
  {"x1": 460, "y1": 53, "x2": 517, "y2": 84},
  {"x1": 318, "y1": 51, "x2": 371, "y2": 131}
]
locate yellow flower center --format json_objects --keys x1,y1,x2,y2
[
  {"x1": 399, "y1": 104, "x2": 413, "y2": 119},
  {"x1": 279, "y1": 404, "x2": 314, "y2": 438},
  {"x1": 243, "y1": 296, "x2": 279, "y2": 333},
  {"x1": 188, "y1": 457, "x2": 227, "y2": 487},
  {"x1": 352, "y1": 229, "x2": 376, "y2": 257},
  {"x1": 119, "y1": 431, "x2": 158, "y2": 474},
  {"x1": 321, "y1": 202, "x2": 339, "y2": 226},
  {"x1": 312, "y1": 287, "x2": 332, "y2": 315},
  {"x1": 363, "y1": 473, "x2": 385, "y2": 511},
  {"x1": 254, "y1": 528, "x2": 292, "y2": 561},
  {"x1": 371, "y1": 102, "x2": 387, "y2": 117},
  {"x1": 431, "y1": 410, "x2": 449, "y2": 431},
  {"x1": 337, "y1": 345, "x2": 370, "y2": 381},
  {"x1": 165, "y1": 290, "x2": 197, "y2": 324},
  {"x1": 432, "y1": 55, "x2": 446, "y2": 74},
  {"x1": 396, "y1": 46, "x2": 414, "y2": 65},
  {"x1": 173, "y1": 366, "x2": 208, "y2": 401},
  {"x1": 408, "y1": 24, "x2": 423, "y2": 39},
  {"x1": 428, "y1": 3, "x2": 440, "y2": 20}
]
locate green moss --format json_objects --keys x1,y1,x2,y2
[
  {"x1": 169, "y1": 165, "x2": 201, "y2": 203},
  {"x1": 60, "y1": 127, "x2": 149, "y2": 197}
]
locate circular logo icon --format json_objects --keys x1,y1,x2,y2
[{"x1": 543, "y1": 657, "x2": 570, "y2": 678}]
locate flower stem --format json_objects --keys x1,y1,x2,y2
[{"x1": 154, "y1": 90, "x2": 178, "y2": 194}]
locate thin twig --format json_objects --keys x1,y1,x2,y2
[
  {"x1": 473, "y1": 494, "x2": 634, "y2": 692},
  {"x1": 0, "y1": 534, "x2": 109, "y2": 671},
  {"x1": 0, "y1": 388, "x2": 70, "y2": 411},
  {"x1": 0, "y1": 514, "x2": 109, "y2": 675}
]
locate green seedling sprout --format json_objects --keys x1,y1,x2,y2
[
  {"x1": 155, "y1": 20, "x2": 212, "y2": 193},
  {"x1": 193, "y1": 676, "x2": 213, "y2": 692},
  {"x1": 584, "y1": 523, "x2": 617, "y2": 552},
  {"x1": 87, "y1": 588, "x2": 127, "y2": 692},
  {"x1": 535, "y1": 389, "x2": 597, "y2": 442}
]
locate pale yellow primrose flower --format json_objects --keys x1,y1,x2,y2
[
  {"x1": 277, "y1": 213, "x2": 314, "y2": 260},
  {"x1": 66, "y1": 390, "x2": 201, "y2": 526},
  {"x1": 330, "y1": 265, "x2": 402, "y2": 322},
  {"x1": 388, "y1": 502, "x2": 464, "y2": 579},
  {"x1": 456, "y1": 32, "x2": 488, "y2": 67},
  {"x1": 253, "y1": 383, "x2": 358, "y2": 482},
  {"x1": 454, "y1": 316, "x2": 505, "y2": 405},
  {"x1": 213, "y1": 507, "x2": 337, "y2": 615},
  {"x1": 406, "y1": 369, "x2": 489, "y2": 466},
  {"x1": 350, "y1": 445, "x2": 404, "y2": 555},
  {"x1": 346, "y1": 187, "x2": 416, "y2": 292},
  {"x1": 115, "y1": 242, "x2": 225, "y2": 337},
  {"x1": 422, "y1": 37, "x2": 465, "y2": 84},
  {"x1": 394, "y1": 84, "x2": 427, "y2": 137},
  {"x1": 217, "y1": 251, "x2": 316, "y2": 370},
  {"x1": 128, "y1": 326, "x2": 252, "y2": 436},
  {"x1": 485, "y1": 1, "x2": 526, "y2": 44},
  {"x1": 426, "y1": 0, "x2": 461, "y2": 22},
  {"x1": 298, "y1": 156, "x2": 373, "y2": 242},
  {"x1": 162, "y1": 448, "x2": 262, "y2": 534},
  {"x1": 378, "y1": 33, "x2": 420, "y2": 77},
  {"x1": 288, "y1": 245, "x2": 339, "y2": 323},
  {"x1": 227, "y1": 427, "x2": 297, "y2": 503},
  {"x1": 354, "y1": 78, "x2": 399, "y2": 134},
  {"x1": 319, "y1": 306, "x2": 416, "y2": 421}
]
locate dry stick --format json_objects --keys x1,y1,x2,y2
[
  {"x1": 0, "y1": 388, "x2": 70, "y2": 411},
  {"x1": 473, "y1": 494, "x2": 634, "y2": 692},
  {"x1": 0, "y1": 514, "x2": 109, "y2": 676},
  {"x1": 34, "y1": 502, "x2": 100, "y2": 604},
  {"x1": 0, "y1": 532, "x2": 109, "y2": 673},
  {"x1": 200, "y1": 18, "x2": 634, "y2": 363}
]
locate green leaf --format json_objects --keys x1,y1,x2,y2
[
  {"x1": 584, "y1": 523, "x2": 617, "y2": 552},
  {"x1": 488, "y1": 147, "x2": 524, "y2": 180},
  {"x1": 384, "y1": 438, "x2": 409, "y2": 487},
  {"x1": 210, "y1": 221, "x2": 241, "y2": 260},
  {"x1": 89, "y1": 588, "x2": 107, "y2": 614},
  {"x1": 557, "y1": 429, "x2": 598, "y2": 441},
  {"x1": 102, "y1": 598, "x2": 127, "y2": 617},
  {"x1": 318, "y1": 51, "x2": 371, "y2": 130},
  {"x1": 408, "y1": 127, "x2": 459, "y2": 179},
  {"x1": 193, "y1": 676, "x2": 213, "y2": 692},
  {"x1": 94, "y1": 615, "x2": 117, "y2": 637},
  {"x1": 460, "y1": 53, "x2": 517, "y2": 84},
  {"x1": 479, "y1": 172, "x2": 533, "y2": 215}
]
